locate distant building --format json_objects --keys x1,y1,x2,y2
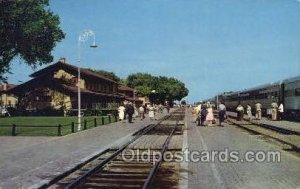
[
  {"x1": 118, "y1": 85, "x2": 143, "y2": 107},
  {"x1": 0, "y1": 84, "x2": 18, "y2": 107},
  {"x1": 10, "y1": 59, "x2": 123, "y2": 115},
  {"x1": 138, "y1": 96, "x2": 150, "y2": 106}
]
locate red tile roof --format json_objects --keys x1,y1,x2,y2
[
  {"x1": 0, "y1": 84, "x2": 17, "y2": 92},
  {"x1": 125, "y1": 96, "x2": 143, "y2": 102},
  {"x1": 9, "y1": 77, "x2": 123, "y2": 99},
  {"x1": 118, "y1": 85, "x2": 135, "y2": 92},
  {"x1": 30, "y1": 61, "x2": 118, "y2": 84}
]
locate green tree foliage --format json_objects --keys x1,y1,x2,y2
[
  {"x1": 89, "y1": 69, "x2": 121, "y2": 82},
  {"x1": 0, "y1": 0, "x2": 65, "y2": 82},
  {"x1": 126, "y1": 73, "x2": 189, "y2": 104}
]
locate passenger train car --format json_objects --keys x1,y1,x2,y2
[{"x1": 215, "y1": 76, "x2": 300, "y2": 120}]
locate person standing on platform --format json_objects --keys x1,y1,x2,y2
[
  {"x1": 200, "y1": 105, "x2": 207, "y2": 126},
  {"x1": 236, "y1": 104, "x2": 244, "y2": 121},
  {"x1": 206, "y1": 104, "x2": 214, "y2": 126},
  {"x1": 125, "y1": 102, "x2": 134, "y2": 123},
  {"x1": 196, "y1": 103, "x2": 202, "y2": 126},
  {"x1": 255, "y1": 102, "x2": 262, "y2": 120},
  {"x1": 218, "y1": 102, "x2": 226, "y2": 126},
  {"x1": 158, "y1": 104, "x2": 163, "y2": 113},
  {"x1": 144, "y1": 104, "x2": 148, "y2": 114},
  {"x1": 118, "y1": 104, "x2": 126, "y2": 121},
  {"x1": 278, "y1": 103, "x2": 284, "y2": 121},
  {"x1": 139, "y1": 106, "x2": 145, "y2": 120},
  {"x1": 192, "y1": 107, "x2": 197, "y2": 123},
  {"x1": 148, "y1": 104, "x2": 155, "y2": 120},
  {"x1": 166, "y1": 104, "x2": 170, "y2": 113},
  {"x1": 271, "y1": 101, "x2": 278, "y2": 121},
  {"x1": 246, "y1": 104, "x2": 252, "y2": 121},
  {"x1": 133, "y1": 104, "x2": 139, "y2": 118}
]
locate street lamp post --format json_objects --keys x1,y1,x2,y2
[
  {"x1": 77, "y1": 29, "x2": 97, "y2": 131},
  {"x1": 133, "y1": 89, "x2": 136, "y2": 107},
  {"x1": 150, "y1": 90, "x2": 156, "y2": 104}
]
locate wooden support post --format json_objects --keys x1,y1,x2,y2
[
  {"x1": 71, "y1": 122, "x2": 75, "y2": 133},
  {"x1": 58, "y1": 124, "x2": 62, "y2": 136},
  {"x1": 108, "y1": 116, "x2": 111, "y2": 123},
  {"x1": 102, "y1": 117, "x2": 105, "y2": 125},
  {"x1": 84, "y1": 120, "x2": 87, "y2": 130},
  {"x1": 94, "y1": 118, "x2": 97, "y2": 127},
  {"x1": 12, "y1": 124, "x2": 16, "y2": 136}
]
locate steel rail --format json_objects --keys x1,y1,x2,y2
[
  {"x1": 227, "y1": 118, "x2": 300, "y2": 152},
  {"x1": 226, "y1": 112, "x2": 299, "y2": 135},
  {"x1": 256, "y1": 123, "x2": 300, "y2": 135},
  {"x1": 64, "y1": 113, "x2": 175, "y2": 189},
  {"x1": 142, "y1": 120, "x2": 178, "y2": 189}
]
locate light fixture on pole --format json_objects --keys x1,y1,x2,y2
[
  {"x1": 77, "y1": 29, "x2": 97, "y2": 131},
  {"x1": 133, "y1": 88, "x2": 136, "y2": 107}
]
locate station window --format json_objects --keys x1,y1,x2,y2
[{"x1": 295, "y1": 88, "x2": 300, "y2": 96}]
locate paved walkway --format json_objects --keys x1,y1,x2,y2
[
  {"x1": 185, "y1": 108, "x2": 300, "y2": 189},
  {"x1": 0, "y1": 112, "x2": 167, "y2": 189},
  {"x1": 226, "y1": 111, "x2": 300, "y2": 134}
]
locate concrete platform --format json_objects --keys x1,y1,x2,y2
[
  {"x1": 0, "y1": 112, "x2": 168, "y2": 189},
  {"x1": 185, "y1": 108, "x2": 300, "y2": 189}
]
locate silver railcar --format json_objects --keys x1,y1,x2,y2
[{"x1": 218, "y1": 76, "x2": 300, "y2": 120}]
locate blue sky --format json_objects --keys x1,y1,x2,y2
[{"x1": 6, "y1": 0, "x2": 300, "y2": 103}]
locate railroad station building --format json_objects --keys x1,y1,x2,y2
[
  {"x1": 10, "y1": 59, "x2": 127, "y2": 115},
  {"x1": 0, "y1": 84, "x2": 18, "y2": 108},
  {"x1": 118, "y1": 85, "x2": 143, "y2": 107}
]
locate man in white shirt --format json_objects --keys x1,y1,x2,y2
[
  {"x1": 255, "y1": 102, "x2": 262, "y2": 120},
  {"x1": 278, "y1": 103, "x2": 284, "y2": 121},
  {"x1": 218, "y1": 102, "x2": 226, "y2": 126}
]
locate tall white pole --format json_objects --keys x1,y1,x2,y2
[
  {"x1": 216, "y1": 94, "x2": 219, "y2": 110},
  {"x1": 77, "y1": 29, "x2": 97, "y2": 131},
  {"x1": 133, "y1": 89, "x2": 136, "y2": 107},
  {"x1": 77, "y1": 39, "x2": 82, "y2": 131}
]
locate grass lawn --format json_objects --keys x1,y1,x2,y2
[{"x1": 0, "y1": 115, "x2": 118, "y2": 136}]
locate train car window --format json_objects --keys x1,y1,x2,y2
[
  {"x1": 285, "y1": 90, "x2": 293, "y2": 97},
  {"x1": 295, "y1": 88, "x2": 300, "y2": 96}
]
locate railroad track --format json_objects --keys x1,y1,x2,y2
[
  {"x1": 226, "y1": 115, "x2": 299, "y2": 135},
  {"x1": 43, "y1": 108, "x2": 185, "y2": 189},
  {"x1": 226, "y1": 117, "x2": 300, "y2": 152}
]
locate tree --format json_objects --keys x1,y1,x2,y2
[
  {"x1": 0, "y1": 0, "x2": 65, "y2": 82},
  {"x1": 126, "y1": 73, "x2": 189, "y2": 104},
  {"x1": 127, "y1": 73, "x2": 154, "y2": 96},
  {"x1": 89, "y1": 69, "x2": 121, "y2": 82}
]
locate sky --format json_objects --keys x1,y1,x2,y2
[{"x1": 6, "y1": 0, "x2": 300, "y2": 103}]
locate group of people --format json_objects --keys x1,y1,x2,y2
[
  {"x1": 193, "y1": 102, "x2": 225, "y2": 127},
  {"x1": 117, "y1": 102, "x2": 135, "y2": 123},
  {"x1": 236, "y1": 103, "x2": 259, "y2": 121},
  {"x1": 193, "y1": 100, "x2": 285, "y2": 127},
  {"x1": 118, "y1": 102, "x2": 170, "y2": 123},
  {"x1": 235, "y1": 102, "x2": 284, "y2": 121},
  {"x1": 271, "y1": 102, "x2": 284, "y2": 121}
]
